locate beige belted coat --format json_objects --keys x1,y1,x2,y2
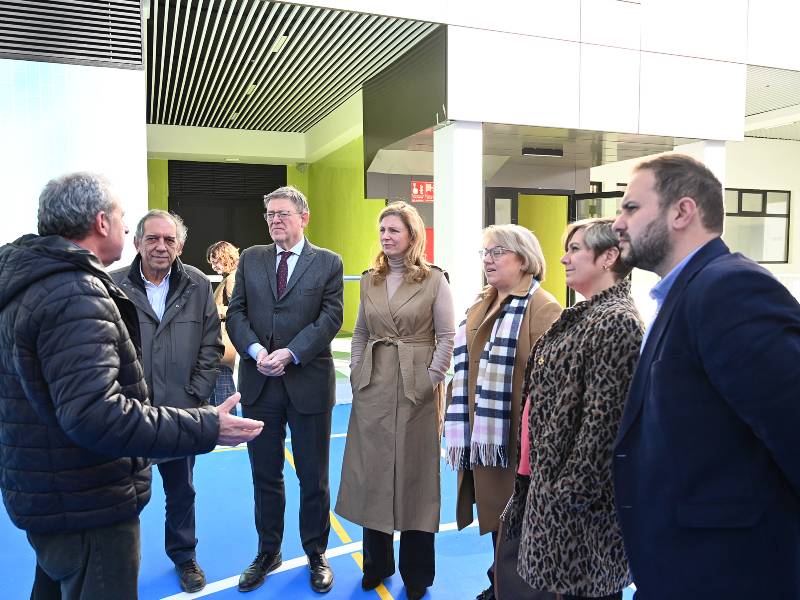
[
  {"x1": 454, "y1": 274, "x2": 562, "y2": 534},
  {"x1": 336, "y1": 268, "x2": 448, "y2": 534}
]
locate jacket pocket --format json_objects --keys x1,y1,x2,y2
[
  {"x1": 300, "y1": 286, "x2": 322, "y2": 296},
  {"x1": 676, "y1": 501, "x2": 766, "y2": 528}
]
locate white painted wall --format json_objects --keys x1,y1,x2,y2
[
  {"x1": 0, "y1": 59, "x2": 148, "y2": 267},
  {"x1": 590, "y1": 138, "x2": 800, "y2": 307}
]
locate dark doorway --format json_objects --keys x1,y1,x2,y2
[{"x1": 168, "y1": 161, "x2": 287, "y2": 274}]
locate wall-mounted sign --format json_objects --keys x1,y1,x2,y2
[{"x1": 411, "y1": 180, "x2": 434, "y2": 203}]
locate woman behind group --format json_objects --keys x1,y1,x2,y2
[
  {"x1": 502, "y1": 217, "x2": 643, "y2": 600},
  {"x1": 336, "y1": 202, "x2": 455, "y2": 600},
  {"x1": 206, "y1": 241, "x2": 239, "y2": 411},
  {"x1": 444, "y1": 224, "x2": 562, "y2": 600}
]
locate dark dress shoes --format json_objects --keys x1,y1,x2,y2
[
  {"x1": 308, "y1": 553, "x2": 334, "y2": 593},
  {"x1": 406, "y1": 586, "x2": 428, "y2": 600},
  {"x1": 237, "y1": 551, "x2": 282, "y2": 592},
  {"x1": 176, "y1": 559, "x2": 206, "y2": 593},
  {"x1": 361, "y1": 572, "x2": 383, "y2": 591}
]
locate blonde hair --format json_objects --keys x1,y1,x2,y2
[
  {"x1": 563, "y1": 217, "x2": 631, "y2": 279},
  {"x1": 483, "y1": 224, "x2": 546, "y2": 281},
  {"x1": 370, "y1": 201, "x2": 431, "y2": 285},
  {"x1": 206, "y1": 240, "x2": 240, "y2": 274}
]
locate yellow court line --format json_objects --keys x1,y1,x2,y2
[{"x1": 284, "y1": 446, "x2": 394, "y2": 600}]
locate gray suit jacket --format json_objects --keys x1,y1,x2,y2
[{"x1": 226, "y1": 239, "x2": 344, "y2": 414}]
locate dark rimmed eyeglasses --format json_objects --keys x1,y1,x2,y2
[{"x1": 263, "y1": 210, "x2": 301, "y2": 222}]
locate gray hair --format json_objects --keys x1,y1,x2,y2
[
  {"x1": 483, "y1": 224, "x2": 546, "y2": 281},
  {"x1": 134, "y1": 209, "x2": 188, "y2": 244},
  {"x1": 564, "y1": 217, "x2": 631, "y2": 278},
  {"x1": 263, "y1": 185, "x2": 309, "y2": 214},
  {"x1": 37, "y1": 172, "x2": 115, "y2": 239}
]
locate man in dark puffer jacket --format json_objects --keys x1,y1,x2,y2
[{"x1": 0, "y1": 172, "x2": 264, "y2": 599}]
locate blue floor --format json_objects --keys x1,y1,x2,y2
[{"x1": 0, "y1": 404, "x2": 635, "y2": 599}]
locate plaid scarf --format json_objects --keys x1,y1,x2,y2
[{"x1": 445, "y1": 279, "x2": 539, "y2": 470}]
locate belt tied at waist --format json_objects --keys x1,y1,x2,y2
[{"x1": 358, "y1": 335, "x2": 435, "y2": 405}]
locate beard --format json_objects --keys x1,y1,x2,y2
[{"x1": 620, "y1": 216, "x2": 671, "y2": 273}]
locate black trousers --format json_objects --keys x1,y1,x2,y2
[
  {"x1": 27, "y1": 517, "x2": 140, "y2": 600},
  {"x1": 242, "y1": 376, "x2": 332, "y2": 555},
  {"x1": 156, "y1": 455, "x2": 197, "y2": 565},
  {"x1": 362, "y1": 528, "x2": 435, "y2": 589},
  {"x1": 486, "y1": 530, "x2": 498, "y2": 589}
]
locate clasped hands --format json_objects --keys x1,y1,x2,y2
[{"x1": 256, "y1": 348, "x2": 292, "y2": 377}]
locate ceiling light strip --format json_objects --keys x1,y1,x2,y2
[
  {"x1": 215, "y1": 1, "x2": 296, "y2": 128},
  {"x1": 203, "y1": 0, "x2": 281, "y2": 127},
  {"x1": 274, "y1": 15, "x2": 405, "y2": 131},
  {"x1": 296, "y1": 22, "x2": 438, "y2": 132},
  {"x1": 196, "y1": 0, "x2": 264, "y2": 127},
  {"x1": 235, "y1": 4, "x2": 326, "y2": 128},
  {"x1": 297, "y1": 25, "x2": 436, "y2": 132},
  {"x1": 254, "y1": 11, "x2": 373, "y2": 130},
  {"x1": 233, "y1": 3, "x2": 320, "y2": 128}
]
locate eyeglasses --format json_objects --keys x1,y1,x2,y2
[
  {"x1": 478, "y1": 246, "x2": 512, "y2": 260},
  {"x1": 263, "y1": 210, "x2": 301, "y2": 222}
]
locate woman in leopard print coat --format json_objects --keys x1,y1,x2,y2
[{"x1": 504, "y1": 217, "x2": 643, "y2": 600}]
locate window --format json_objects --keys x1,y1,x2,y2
[{"x1": 723, "y1": 188, "x2": 791, "y2": 263}]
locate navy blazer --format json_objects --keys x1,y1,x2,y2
[
  {"x1": 614, "y1": 237, "x2": 800, "y2": 599},
  {"x1": 226, "y1": 239, "x2": 344, "y2": 414}
]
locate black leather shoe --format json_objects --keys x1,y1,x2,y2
[
  {"x1": 237, "y1": 551, "x2": 282, "y2": 592},
  {"x1": 176, "y1": 559, "x2": 206, "y2": 593},
  {"x1": 476, "y1": 587, "x2": 496, "y2": 600},
  {"x1": 361, "y1": 572, "x2": 383, "y2": 591},
  {"x1": 308, "y1": 553, "x2": 334, "y2": 593},
  {"x1": 406, "y1": 586, "x2": 427, "y2": 600}
]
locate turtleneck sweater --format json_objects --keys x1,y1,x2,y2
[{"x1": 351, "y1": 255, "x2": 455, "y2": 385}]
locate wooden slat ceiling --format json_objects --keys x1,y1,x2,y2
[{"x1": 146, "y1": 0, "x2": 439, "y2": 132}]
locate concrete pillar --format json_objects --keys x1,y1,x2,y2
[{"x1": 433, "y1": 121, "x2": 484, "y2": 317}]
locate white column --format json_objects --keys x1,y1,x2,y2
[
  {"x1": 433, "y1": 120, "x2": 484, "y2": 317},
  {"x1": 674, "y1": 140, "x2": 726, "y2": 188}
]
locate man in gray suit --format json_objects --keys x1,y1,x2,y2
[{"x1": 227, "y1": 185, "x2": 344, "y2": 594}]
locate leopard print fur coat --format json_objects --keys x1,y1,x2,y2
[{"x1": 505, "y1": 278, "x2": 643, "y2": 597}]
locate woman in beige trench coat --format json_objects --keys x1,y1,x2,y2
[
  {"x1": 444, "y1": 224, "x2": 561, "y2": 600},
  {"x1": 336, "y1": 202, "x2": 454, "y2": 600}
]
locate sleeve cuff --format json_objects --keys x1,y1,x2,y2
[{"x1": 247, "y1": 343, "x2": 265, "y2": 360}]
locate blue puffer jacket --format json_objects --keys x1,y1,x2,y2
[{"x1": 0, "y1": 234, "x2": 220, "y2": 534}]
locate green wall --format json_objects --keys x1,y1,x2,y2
[
  {"x1": 147, "y1": 159, "x2": 169, "y2": 210},
  {"x1": 287, "y1": 163, "x2": 309, "y2": 197},
  {"x1": 518, "y1": 194, "x2": 568, "y2": 306},
  {"x1": 304, "y1": 137, "x2": 384, "y2": 333}
]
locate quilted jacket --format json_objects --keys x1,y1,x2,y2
[{"x1": 0, "y1": 234, "x2": 219, "y2": 534}]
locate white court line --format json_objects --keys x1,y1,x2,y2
[
  {"x1": 159, "y1": 521, "x2": 479, "y2": 600},
  {"x1": 212, "y1": 433, "x2": 347, "y2": 452}
]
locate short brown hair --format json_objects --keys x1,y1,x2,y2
[
  {"x1": 206, "y1": 240, "x2": 239, "y2": 273},
  {"x1": 635, "y1": 154, "x2": 723, "y2": 233},
  {"x1": 564, "y1": 217, "x2": 631, "y2": 279}
]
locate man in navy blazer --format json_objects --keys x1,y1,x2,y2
[
  {"x1": 227, "y1": 186, "x2": 343, "y2": 594},
  {"x1": 612, "y1": 154, "x2": 800, "y2": 599}
]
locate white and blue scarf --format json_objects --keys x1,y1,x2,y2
[{"x1": 445, "y1": 279, "x2": 539, "y2": 470}]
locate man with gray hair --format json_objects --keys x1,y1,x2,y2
[
  {"x1": 112, "y1": 209, "x2": 222, "y2": 593},
  {"x1": 0, "y1": 172, "x2": 263, "y2": 599},
  {"x1": 227, "y1": 185, "x2": 343, "y2": 594}
]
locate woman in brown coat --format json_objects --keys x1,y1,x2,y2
[
  {"x1": 336, "y1": 202, "x2": 455, "y2": 600},
  {"x1": 502, "y1": 217, "x2": 643, "y2": 600},
  {"x1": 444, "y1": 224, "x2": 561, "y2": 600},
  {"x1": 206, "y1": 241, "x2": 239, "y2": 409}
]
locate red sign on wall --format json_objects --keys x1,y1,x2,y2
[{"x1": 411, "y1": 180, "x2": 434, "y2": 203}]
